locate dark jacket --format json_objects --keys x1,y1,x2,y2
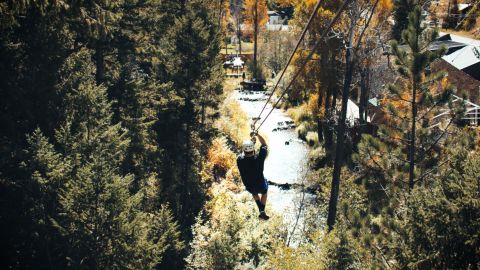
[{"x1": 236, "y1": 145, "x2": 268, "y2": 190}]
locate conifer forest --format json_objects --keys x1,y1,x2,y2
[{"x1": 1, "y1": 0, "x2": 479, "y2": 269}]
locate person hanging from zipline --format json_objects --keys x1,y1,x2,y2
[{"x1": 237, "y1": 131, "x2": 270, "y2": 220}]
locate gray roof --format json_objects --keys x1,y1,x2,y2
[
  {"x1": 429, "y1": 40, "x2": 467, "y2": 53},
  {"x1": 443, "y1": 45, "x2": 480, "y2": 70}
]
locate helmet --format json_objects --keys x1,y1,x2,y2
[{"x1": 242, "y1": 140, "x2": 255, "y2": 153}]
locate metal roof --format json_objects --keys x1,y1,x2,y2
[
  {"x1": 458, "y1": 3, "x2": 471, "y2": 11},
  {"x1": 429, "y1": 40, "x2": 467, "y2": 53},
  {"x1": 439, "y1": 32, "x2": 480, "y2": 46},
  {"x1": 442, "y1": 45, "x2": 480, "y2": 70}
]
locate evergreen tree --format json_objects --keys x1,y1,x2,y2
[
  {"x1": 396, "y1": 130, "x2": 480, "y2": 269},
  {"x1": 27, "y1": 49, "x2": 182, "y2": 269},
  {"x1": 389, "y1": 6, "x2": 454, "y2": 191},
  {"x1": 1, "y1": 1, "x2": 225, "y2": 268},
  {"x1": 356, "y1": 5, "x2": 454, "y2": 206},
  {"x1": 325, "y1": 227, "x2": 360, "y2": 270},
  {"x1": 112, "y1": 64, "x2": 165, "y2": 195},
  {"x1": 14, "y1": 130, "x2": 71, "y2": 268},
  {"x1": 347, "y1": 6, "x2": 461, "y2": 267},
  {"x1": 157, "y1": 1, "x2": 223, "y2": 230},
  {"x1": 392, "y1": 0, "x2": 414, "y2": 41},
  {"x1": 0, "y1": 3, "x2": 73, "y2": 267},
  {"x1": 66, "y1": 0, "x2": 124, "y2": 84}
]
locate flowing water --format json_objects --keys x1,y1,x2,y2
[{"x1": 233, "y1": 90, "x2": 313, "y2": 227}]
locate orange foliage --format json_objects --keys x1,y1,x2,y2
[
  {"x1": 275, "y1": 0, "x2": 297, "y2": 8},
  {"x1": 307, "y1": 93, "x2": 320, "y2": 116},
  {"x1": 378, "y1": 0, "x2": 393, "y2": 12},
  {"x1": 207, "y1": 137, "x2": 237, "y2": 178},
  {"x1": 243, "y1": 0, "x2": 268, "y2": 31}
]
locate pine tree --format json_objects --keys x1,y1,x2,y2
[
  {"x1": 392, "y1": 0, "x2": 414, "y2": 41},
  {"x1": 1, "y1": 1, "x2": 223, "y2": 268},
  {"x1": 156, "y1": 1, "x2": 223, "y2": 229},
  {"x1": 66, "y1": 0, "x2": 124, "y2": 84},
  {"x1": 348, "y1": 6, "x2": 459, "y2": 266},
  {"x1": 0, "y1": 3, "x2": 73, "y2": 267},
  {"x1": 389, "y1": 6, "x2": 454, "y2": 191},
  {"x1": 396, "y1": 130, "x2": 480, "y2": 269},
  {"x1": 53, "y1": 49, "x2": 181, "y2": 269},
  {"x1": 355, "y1": 6, "x2": 454, "y2": 199},
  {"x1": 326, "y1": 228, "x2": 360, "y2": 270}
]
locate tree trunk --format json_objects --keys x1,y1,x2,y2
[
  {"x1": 409, "y1": 81, "x2": 417, "y2": 192},
  {"x1": 253, "y1": 0, "x2": 258, "y2": 79},
  {"x1": 237, "y1": 15, "x2": 242, "y2": 55},
  {"x1": 317, "y1": 48, "x2": 328, "y2": 142},
  {"x1": 359, "y1": 65, "x2": 370, "y2": 129},
  {"x1": 181, "y1": 99, "x2": 194, "y2": 225},
  {"x1": 327, "y1": 31, "x2": 355, "y2": 232},
  {"x1": 95, "y1": 43, "x2": 105, "y2": 85},
  {"x1": 323, "y1": 85, "x2": 334, "y2": 151},
  {"x1": 317, "y1": 81, "x2": 324, "y2": 142}
]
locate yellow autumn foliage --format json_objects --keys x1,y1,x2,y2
[
  {"x1": 243, "y1": 0, "x2": 268, "y2": 31},
  {"x1": 307, "y1": 93, "x2": 320, "y2": 116},
  {"x1": 216, "y1": 99, "x2": 250, "y2": 147},
  {"x1": 379, "y1": 0, "x2": 393, "y2": 12},
  {"x1": 208, "y1": 137, "x2": 237, "y2": 178}
]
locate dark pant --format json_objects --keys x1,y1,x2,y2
[{"x1": 246, "y1": 178, "x2": 268, "y2": 194}]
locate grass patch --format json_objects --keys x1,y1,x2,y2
[
  {"x1": 287, "y1": 104, "x2": 311, "y2": 123},
  {"x1": 223, "y1": 77, "x2": 242, "y2": 95}
]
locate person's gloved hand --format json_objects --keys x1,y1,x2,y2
[{"x1": 250, "y1": 131, "x2": 257, "y2": 143}]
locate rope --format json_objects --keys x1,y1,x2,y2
[
  {"x1": 254, "y1": 0, "x2": 352, "y2": 132},
  {"x1": 253, "y1": 0, "x2": 326, "y2": 126}
]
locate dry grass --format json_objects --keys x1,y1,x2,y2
[
  {"x1": 223, "y1": 77, "x2": 242, "y2": 96},
  {"x1": 216, "y1": 99, "x2": 250, "y2": 148},
  {"x1": 221, "y1": 42, "x2": 254, "y2": 55},
  {"x1": 208, "y1": 137, "x2": 237, "y2": 176},
  {"x1": 287, "y1": 104, "x2": 310, "y2": 123},
  {"x1": 306, "y1": 131, "x2": 319, "y2": 147}
]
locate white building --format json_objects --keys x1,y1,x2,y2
[{"x1": 266, "y1": 10, "x2": 290, "y2": 31}]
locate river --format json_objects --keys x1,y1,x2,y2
[{"x1": 233, "y1": 89, "x2": 313, "y2": 232}]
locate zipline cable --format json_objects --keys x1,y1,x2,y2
[
  {"x1": 253, "y1": 0, "x2": 325, "y2": 126},
  {"x1": 254, "y1": 0, "x2": 352, "y2": 132}
]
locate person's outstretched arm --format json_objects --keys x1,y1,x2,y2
[
  {"x1": 256, "y1": 133, "x2": 267, "y2": 146},
  {"x1": 254, "y1": 132, "x2": 268, "y2": 161}
]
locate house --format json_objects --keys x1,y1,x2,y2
[
  {"x1": 267, "y1": 10, "x2": 283, "y2": 25},
  {"x1": 458, "y1": 3, "x2": 473, "y2": 19},
  {"x1": 429, "y1": 33, "x2": 480, "y2": 103},
  {"x1": 266, "y1": 10, "x2": 290, "y2": 31},
  {"x1": 431, "y1": 58, "x2": 480, "y2": 103},
  {"x1": 442, "y1": 45, "x2": 480, "y2": 81}
]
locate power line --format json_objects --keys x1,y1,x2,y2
[
  {"x1": 253, "y1": 0, "x2": 325, "y2": 126},
  {"x1": 254, "y1": 0, "x2": 352, "y2": 132}
]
